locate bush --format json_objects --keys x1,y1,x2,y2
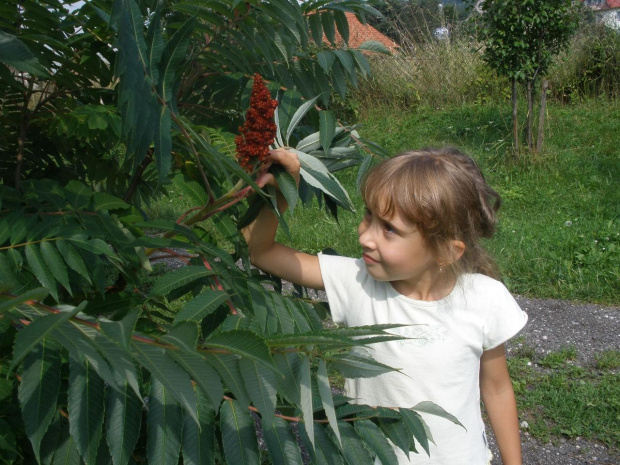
[{"x1": 549, "y1": 23, "x2": 620, "y2": 100}]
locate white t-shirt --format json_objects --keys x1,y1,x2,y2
[{"x1": 318, "y1": 253, "x2": 528, "y2": 465}]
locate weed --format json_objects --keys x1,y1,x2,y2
[
  {"x1": 595, "y1": 350, "x2": 620, "y2": 371},
  {"x1": 539, "y1": 345, "x2": 578, "y2": 369}
]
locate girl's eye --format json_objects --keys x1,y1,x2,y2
[{"x1": 384, "y1": 223, "x2": 395, "y2": 234}]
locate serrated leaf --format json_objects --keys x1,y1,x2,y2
[
  {"x1": 240, "y1": 358, "x2": 277, "y2": 427},
  {"x1": 334, "y1": 10, "x2": 350, "y2": 45},
  {"x1": 132, "y1": 341, "x2": 199, "y2": 426},
  {"x1": 40, "y1": 242, "x2": 71, "y2": 296},
  {"x1": 182, "y1": 387, "x2": 216, "y2": 465},
  {"x1": 93, "y1": 192, "x2": 130, "y2": 211},
  {"x1": 358, "y1": 40, "x2": 391, "y2": 54},
  {"x1": 317, "y1": 360, "x2": 341, "y2": 446},
  {"x1": 99, "y1": 309, "x2": 140, "y2": 350},
  {"x1": 203, "y1": 330, "x2": 274, "y2": 370},
  {"x1": 319, "y1": 111, "x2": 336, "y2": 151},
  {"x1": 68, "y1": 236, "x2": 118, "y2": 259},
  {"x1": 299, "y1": 423, "x2": 344, "y2": 465},
  {"x1": 51, "y1": 421, "x2": 81, "y2": 465},
  {"x1": 263, "y1": 415, "x2": 304, "y2": 465},
  {"x1": 55, "y1": 239, "x2": 92, "y2": 285},
  {"x1": 337, "y1": 420, "x2": 375, "y2": 465},
  {"x1": 300, "y1": 356, "x2": 314, "y2": 448},
  {"x1": 0, "y1": 288, "x2": 49, "y2": 314},
  {"x1": 220, "y1": 398, "x2": 260, "y2": 465},
  {"x1": 163, "y1": 324, "x2": 224, "y2": 408},
  {"x1": 11, "y1": 303, "x2": 82, "y2": 369},
  {"x1": 148, "y1": 266, "x2": 214, "y2": 297},
  {"x1": 0, "y1": 31, "x2": 50, "y2": 77},
  {"x1": 400, "y1": 409, "x2": 432, "y2": 456},
  {"x1": 25, "y1": 244, "x2": 58, "y2": 302},
  {"x1": 378, "y1": 418, "x2": 411, "y2": 458},
  {"x1": 106, "y1": 380, "x2": 142, "y2": 465},
  {"x1": 412, "y1": 401, "x2": 464, "y2": 429},
  {"x1": 321, "y1": 11, "x2": 336, "y2": 46},
  {"x1": 354, "y1": 419, "x2": 398, "y2": 465},
  {"x1": 18, "y1": 340, "x2": 60, "y2": 464},
  {"x1": 174, "y1": 290, "x2": 229, "y2": 323},
  {"x1": 68, "y1": 358, "x2": 105, "y2": 465},
  {"x1": 206, "y1": 354, "x2": 251, "y2": 409},
  {"x1": 172, "y1": 175, "x2": 208, "y2": 205},
  {"x1": 147, "y1": 377, "x2": 183, "y2": 465},
  {"x1": 328, "y1": 351, "x2": 397, "y2": 379},
  {"x1": 64, "y1": 180, "x2": 93, "y2": 210}
]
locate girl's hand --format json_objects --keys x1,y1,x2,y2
[{"x1": 257, "y1": 148, "x2": 300, "y2": 189}]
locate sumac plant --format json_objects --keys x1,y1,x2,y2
[{"x1": 0, "y1": 0, "x2": 458, "y2": 464}]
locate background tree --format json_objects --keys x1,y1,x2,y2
[
  {"x1": 475, "y1": 0, "x2": 579, "y2": 155},
  {"x1": 0, "y1": 0, "x2": 459, "y2": 464}
]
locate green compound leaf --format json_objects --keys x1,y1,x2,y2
[
  {"x1": 0, "y1": 31, "x2": 50, "y2": 77},
  {"x1": 40, "y1": 242, "x2": 71, "y2": 296},
  {"x1": 317, "y1": 359, "x2": 341, "y2": 446},
  {"x1": 147, "y1": 377, "x2": 182, "y2": 465},
  {"x1": 400, "y1": 408, "x2": 433, "y2": 457},
  {"x1": 337, "y1": 420, "x2": 374, "y2": 465},
  {"x1": 174, "y1": 290, "x2": 229, "y2": 323},
  {"x1": 354, "y1": 419, "x2": 398, "y2": 465},
  {"x1": 68, "y1": 358, "x2": 105, "y2": 465},
  {"x1": 106, "y1": 380, "x2": 142, "y2": 465},
  {"x1": 300, "y1": 355, "x2": 314, "y2": 448},
  {"x1": 412, "y1": 401, "x2": 464, "y2": 429},
  {"x1": 148, "y1": 266, "x2": 215, "y2": 297},
  {"x1": 25, "y1": 244, "x2": 58, "y2": 302},
  {"x1": 262, "y1": 415, "x2": 303, "y2": 465},
  {"x1": 11, "y1": 303, "x2": 82, "y2": 370},
  {"x1": 133, "y1": 341, "x2": 199, "y2": 426},
  {"x1": 18, "y1": 340, "x2": 61, "y2": 464},
  {"x1": 240, "y1": 358, "x2": 277, "y2": 427},
  {"x1": 206, "y1": 354, "x2": 251, "y2": 409},
  {"x1": 203, "y1": 330, "x2": 274, "y2": 371},
  {"x1": 182, "y1": 387, "x2": 216, "y2": 465},
  {"x1": 220, "y1": 398, "x2": 260, "y2": 465},
  {"x1": 0, "y1": 288, "x2": 49, "y2": 314}
]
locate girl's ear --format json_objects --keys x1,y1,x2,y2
[{"x1": 446, "y1": 240, "x2": 466, "y2": 265}]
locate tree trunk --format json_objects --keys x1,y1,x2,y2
[
  {"x1": 526, "y1": 80, "x2": 534, "y2": 151},
  {"x1": 536, "y1": 79, "x2": 548, "y2": 154},
  {"x1": 512, "y1": 78, "x2": 519, "y2": 158}
]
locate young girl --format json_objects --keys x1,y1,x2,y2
[{"x1": 243, "y1": 147, "x2": 527, "y2": 465}]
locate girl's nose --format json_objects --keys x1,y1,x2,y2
[{"x1": 358, "y1": 221, "x2": 374, "y2": 249}]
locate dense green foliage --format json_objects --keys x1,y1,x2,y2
[{"x1": 0, "y1": 1, "x2": 461, "y2": 463}]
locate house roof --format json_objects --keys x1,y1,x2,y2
[
  {"x1": 330, "y1": 12, "x2": 399, "y2": 51},
  {"x1": 581, "y1": 0, "x2": 620, "y2": 9}
]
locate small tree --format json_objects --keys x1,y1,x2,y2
[{"x1": 476, "y1": 0, "x2": 579, "y2": 156}]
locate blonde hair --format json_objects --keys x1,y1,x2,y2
[{"x1": 361, "y1": 147, "x2": 501, "y2": 279}]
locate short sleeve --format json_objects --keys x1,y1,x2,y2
[
  {"x1": 480, "y1": 279, "x2": 528, "y2": 350},
  {"x1": 317, "y1": 253, "x2": 365, "y2": 326}
]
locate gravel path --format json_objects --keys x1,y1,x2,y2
[{"x1": 490, "y1": 296, "x2": 620, "y2": 465}]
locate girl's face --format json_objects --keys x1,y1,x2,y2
[{"x1": 358, "y1": 205, "x2": 441, "y2": 300}]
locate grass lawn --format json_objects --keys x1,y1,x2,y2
[{"x1": 277, "y1": 100, "x2": 620, "y2": 305}]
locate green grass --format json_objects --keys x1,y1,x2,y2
[
  {"x1": 280, "y1": 100, "x2": 620, "y2": 304},
  {"x1": 508, "y1": 346, "x2": 620, "y2": 448}
]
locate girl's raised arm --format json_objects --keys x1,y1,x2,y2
[{"x1": 242, "y1": 149, "x2": 324, "y2": 290}]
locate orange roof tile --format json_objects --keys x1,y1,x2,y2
[{"x1": 328, "y1": 12, "x2": 399, "y2": 51}]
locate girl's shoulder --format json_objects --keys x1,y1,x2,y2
[{"x1": 457, "y1": 273, "x2": 519, "y2": 308}]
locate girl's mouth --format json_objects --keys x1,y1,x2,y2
[{"x1": 362, "y1": 253, "x2": 379, "y2": 264}]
